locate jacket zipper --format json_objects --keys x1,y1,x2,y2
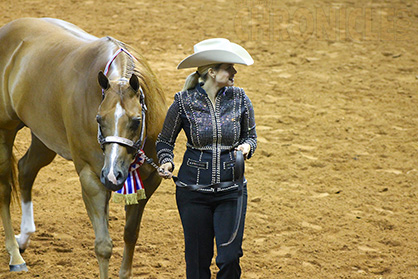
[{"x1": 207, "y1": 94, "x2": 221, "y2": 184}]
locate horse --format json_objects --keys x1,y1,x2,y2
[{"x1": 0, "y1": 17, "x2": 166, "y2": 278}]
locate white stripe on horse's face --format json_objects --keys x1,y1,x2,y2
[
  {"x1": 114, "y1": 102, "x2": 125, "y2": 137},
  {"x1": 106, "y1": 102, "x2": 126, "y2": 185},
  {"x1": 107, "y1": 157, "x2": 118, "y2": 185}
]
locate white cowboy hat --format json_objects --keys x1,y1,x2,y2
[{"x1": 177, "y1": 38, "x2": 254, "y2": 69}]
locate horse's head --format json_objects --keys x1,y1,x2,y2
[{"x1": 96, "y1": 71, "x2": 146, "y2": 191}]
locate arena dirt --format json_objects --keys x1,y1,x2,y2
[{"x1": 1, "y1": 0, "x2": 417, "y2": 278}]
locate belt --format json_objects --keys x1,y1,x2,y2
[{"x1": 174, "y1": 180, "x2": 240, "y2": 192}]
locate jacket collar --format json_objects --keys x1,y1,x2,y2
[{"x1": 195, "y1": 82, "x2": 228, "y2": 96}]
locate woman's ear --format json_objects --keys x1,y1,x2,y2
[{"x1": 208, "y1": 68, "x2": 216, "y2": 79}]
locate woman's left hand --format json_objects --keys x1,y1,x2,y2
[{"x1": 235, "y1": 143, "x2": 251, "y2": 159}]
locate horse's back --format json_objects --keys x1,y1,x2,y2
[
  {"x1": 41, "y1": 18, "x2": 98, "y2": 41},
  {"x1": 0, "y1": 18, "x2": 97, "y2": 45}
]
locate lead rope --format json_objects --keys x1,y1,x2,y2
[{"x1": 221, "y1": 150, "x2": 245, "y2": 247}]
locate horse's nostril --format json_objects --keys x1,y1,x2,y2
[{"x1": 115, "y1": 171, "x2": 123, "y2": 182}]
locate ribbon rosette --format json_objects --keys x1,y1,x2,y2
[{"x1": 112, "y1": 152, "x2": 146, "y2": 205}]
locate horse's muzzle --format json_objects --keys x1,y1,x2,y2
[{"x1": 100, "y1": 167, "x2": 127, "y2": 191}]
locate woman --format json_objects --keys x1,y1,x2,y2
[{"x1": 156, "y1": 38, "x2": 257, "y2": 279}]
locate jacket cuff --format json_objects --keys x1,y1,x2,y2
[{"x1": 160, "y1": 157, "x2": 175, "y2": 171}]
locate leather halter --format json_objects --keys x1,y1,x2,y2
[{"x1": 97, "y1": 48, "x2": 147, "y2": 155}]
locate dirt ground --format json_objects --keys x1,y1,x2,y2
[{"x1": 0, "y1": 0, "x2": 417, "y2": 278}]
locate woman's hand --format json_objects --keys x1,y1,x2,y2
[
  {"x1": 235, "y1": 143, "x2": 251, "y2": 159},
  {"x1": 158, "y1": 162, "x2": 173, "y2": 179}
]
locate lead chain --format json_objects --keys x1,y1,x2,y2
[{"x1": 137, "y1": 150, "x2": 163, "y2": 173}]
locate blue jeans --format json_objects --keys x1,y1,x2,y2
[{"x1": 176, "y1": 186, "x2": 248, "y2": 279}]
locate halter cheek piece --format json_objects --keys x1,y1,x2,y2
[{"x1": 97, "y1": 48, "x2": 147, "y2": 155}]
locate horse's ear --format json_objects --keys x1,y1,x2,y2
[
  {"x1": 98, "y1": 71, "x2": 110, "y2": 90},
  {"x1": 129, "y1": 74, "x2": 140, "y2": 92}
]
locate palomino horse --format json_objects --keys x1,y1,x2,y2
[{"x1": 0, "y1": 18, "x2": 166, "y2": 278}]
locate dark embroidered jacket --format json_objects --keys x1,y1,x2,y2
[{"x1": 156, "y1": 84, "x2": 257, "y2": 188}]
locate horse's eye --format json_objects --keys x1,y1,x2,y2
[
  {"x1": 130, "y1": 116, "x2": 141, "y2": 130},
  {"x1": 96, "y1": 115, "x2": 102, "y2": 124}
]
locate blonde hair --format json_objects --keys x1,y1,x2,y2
[{"x1": 181, "y1": 63, "x2": 221, "y2": 92}]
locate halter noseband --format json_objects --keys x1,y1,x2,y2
[{"x1": 97, "y1": 48, "x2": 147, "y2": 155}]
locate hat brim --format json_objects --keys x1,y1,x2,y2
[{"x1": 177, "y1": 45, "x2": 254, "y2": 69}]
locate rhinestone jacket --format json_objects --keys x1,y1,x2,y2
[{"x1": 156, "y1": 84, "x2": 257, "y2": 187}]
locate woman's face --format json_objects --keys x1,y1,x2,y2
[{"x1": 214, "y1": 63, "x2": 237, "y2": 87}]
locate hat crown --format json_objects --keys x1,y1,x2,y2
[{"x1": 193, "y1": 38, "x2": 232, "y2": 53}]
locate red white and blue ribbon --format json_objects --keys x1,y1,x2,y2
[{"x1": 113, "y1": 152, "x2": 146, "y2": 205}]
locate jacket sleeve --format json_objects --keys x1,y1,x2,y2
[
  {"x1": 155, "y1": 93, "x2": 183, "y2": 170},
  {"x1": 239, "y1": 90, "x2": 257, "y2": 159}
]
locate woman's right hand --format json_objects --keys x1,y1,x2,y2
[{"x1": 158, "y1": 162, "x2": 173, "y2": 179}]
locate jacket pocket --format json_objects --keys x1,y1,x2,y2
[
  {"x1": 223, "y1": 160, "x2": 235, "y2": 170},
  {"x1": 187, "y1": 158, "x2": 209, "y2": 169}
]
